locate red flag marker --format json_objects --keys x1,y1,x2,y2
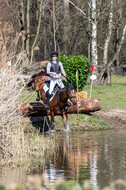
[
  {"x1": 5, "y1": 61, "x2": 8, "y2": 66},
  {"x1": 91, "y1": 65, "x2": 94, "y2": 72}
]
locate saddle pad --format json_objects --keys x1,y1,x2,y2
[
  {"x1": 43, "y1": 84, "x2": 49, "y2": 93},
  {"x1": 43, "y1": 83, "x2": 57, "y2": 102}
]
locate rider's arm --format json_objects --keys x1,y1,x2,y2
[
  {"x1": 46, "y1": 62, "x2": 56, "y2": 77},
  {"x1": 59, "y1": 62, "x2": 66, "y2": 76}
]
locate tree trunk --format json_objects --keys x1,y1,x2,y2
[
  {"x1": 26, "y1": 0, "x2": 30, "y2": 54},
  {"x1": 91, "y1": 0, "x2": 99, "y2": 85},
  {"x1": 63, "y1": 0, "x2": 70, "y2": 54},
  {"x1": 19, "y1": 0, "x2": 25, "y2": 51},
  {"x1": 99, "y1": 24, "x2": 126, "y2": 85},
  {"x1": 30, "y1": 0, "x2": 43, "y2": 64},
  {"x1": 53, "y1": 0, "x2": 56, "y2": 51},
  {"x1": 20, "y1": 98, "x2": 102, "y2": 116},
  {"x1": 99, "y1": 0, "x2": 113, "y2": 84},
  {"x1": 103, "y1": 0, "x2": 113, "y2": 66},
  {"x1": 88, "y1": 4, "x2": 91, "y2": 60}
]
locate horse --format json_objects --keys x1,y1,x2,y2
[{"x1": 34, "y1": 69, "x2": 76, "y2": 131}]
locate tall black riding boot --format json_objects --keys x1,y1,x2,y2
[{"x1": 45, "y1": 92, "x2": 51, "y2": 109}]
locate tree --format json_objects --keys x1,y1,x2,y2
[
  {"x1": 90, "y1": 0, "x2": 99, "y2": 85},
  {"x1": 30, "y1": 0, "x2": 43, "y2": 64},
  {"x1": 63, "y1": 0, "x2": 70, "y2": 54}
]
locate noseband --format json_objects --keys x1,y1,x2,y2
[{"x1": 67, "y1": 86, "x2": 76, "y2": 105}]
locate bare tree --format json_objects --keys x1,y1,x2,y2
[
  {"x1": 98, "y1": 0, "x2": 113, "y2": 84},
  {"x1": 63, "y1": 0, "x2": 70, "y2": 54},
  {"x1": 90, "y1": 0, "x2": 99, "y2": 85},
  {"x1": 26, "y1": 0, "x2": 30, "y2": 54},
  {"x1": 30, "y1": 0, "x2": 44, "y2": 64}
]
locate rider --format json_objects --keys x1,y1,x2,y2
[{"x1": 45, "y1": 50, "x2": 66, "y2": 109}]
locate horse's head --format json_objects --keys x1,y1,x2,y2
[
  {"x1": 67, "y1": 84, "x2": 76, "y2": 105},
  {"x1": 34, "y1": 70, "x2": 48, "y2": 101}
]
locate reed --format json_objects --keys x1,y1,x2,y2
[{"x1": 0, "y1": 54, "x2": 54, "y2": 166}]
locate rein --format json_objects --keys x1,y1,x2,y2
[
  {"x1": 57, "y1": 86, "x2": 76, "y2": 113},
  {"x1": 67, "y1": 90, "x2": 76, "y2": 104}
]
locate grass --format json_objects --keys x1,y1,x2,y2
[
  {"x1": 54, "y1": 113, "x2": 108, "y2": 131},
  {"x1": 84, "y1": 75, "x2": 126, "y2": 111}
]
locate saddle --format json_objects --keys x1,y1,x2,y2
[
  {"x1": 45, "y1": 83, "x2": 63, "y2": 102},
  {"x1": 43, "y1": 75, "x2": 66, "y2": 102}
]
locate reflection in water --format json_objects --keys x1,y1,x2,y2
[
  {"x1": 1, "y1": 130, "x2": 126, "y2": 189},
  {"x1": 45, "y1": 130, "x2": 126, "y2": 189},
  {"x1": 45, "y1": 131, "x2": 102, "y2": 186},
  {"x1": 90, "y1": 150, "x2": 98, "y2": 186}
]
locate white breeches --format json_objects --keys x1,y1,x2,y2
[{"x1": 49, "y1": 78, "x2": 64, "y2": 95}]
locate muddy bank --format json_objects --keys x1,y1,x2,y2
[
  {"x1": 22, "y1": 108, "x2": 126, "y2": 132},
  {"x1": 93, "y1": 108, "x2": 126, "y2": 129}
]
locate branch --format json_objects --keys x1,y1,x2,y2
[{"x1": 67, "y1": 0, "x2": 91, "y2": 21}]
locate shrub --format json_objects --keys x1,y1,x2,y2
[{"x1": 58, "y1": 55, "x2": 90, "y2": 91}]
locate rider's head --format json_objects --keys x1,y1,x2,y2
[{"x1": 50, "y1": 51, "x2": 58, "y2": 59}]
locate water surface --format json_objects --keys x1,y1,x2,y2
[
  {"x1": 1, "y1": 129, "x2": 126, "y2": 189},
  {"x1": 45, "y1": 130, "x2": 126, "y2": 188}
]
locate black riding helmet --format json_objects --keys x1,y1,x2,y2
[{"x1": 50, "y1": 50, "x2": 58, "y2": 58}]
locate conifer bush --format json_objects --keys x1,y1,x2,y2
[{"x1": 58, "y1": 55, "x2": 90, "y2": 91}]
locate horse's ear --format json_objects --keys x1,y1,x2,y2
[{"x1": 73, "y1": 83, "x2": 76, "y2": 89}]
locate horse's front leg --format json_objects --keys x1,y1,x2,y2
[
  {"x1": 62, "y1": 112, "x2": 70, "y2": 131},
  {"x1": 50, "y1": 111, "x2": 56, "y2": 131},
  {"x1": 36, "y1": 91, "x2": 40, "y2": 101}
]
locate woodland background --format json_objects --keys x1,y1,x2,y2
[{"x1": 0, "y1": 0, "x2": 126, "y2": 84}]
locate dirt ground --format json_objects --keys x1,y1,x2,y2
[{"x1": 93, "y1": 108, "x2": 126, "y2": 129}]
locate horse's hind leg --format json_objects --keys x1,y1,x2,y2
[{"x1": 62, "y1": 112, "x2": 70, "y2": 131}]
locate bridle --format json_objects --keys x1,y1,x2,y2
[
  {"x1": 67, "y1": 88, "x2": 76, "y2": 105},
  {"x1": 57, "y1": 84, "x2": 76, "y2": 113}
]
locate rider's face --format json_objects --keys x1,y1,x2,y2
[{"x1": 52, "y1": 56, "x2": 57, "y2": 61}]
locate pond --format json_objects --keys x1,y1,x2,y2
[{"x1": 1, "y1": 129, "x2": 126, "y2": 189}]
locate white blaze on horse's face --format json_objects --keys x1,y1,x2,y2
[{"x1": 68, "y1": 89, "x2": 76, "y2": 105}]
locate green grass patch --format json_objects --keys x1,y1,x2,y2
[
  {"x1": 84, "y1": 75, "x2": 126, "y2": 111},
  {"x1": 55, "y1": 114, "x2": 108, "y2": 131}
]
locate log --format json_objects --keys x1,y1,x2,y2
[{"x1": 20, "y1": 98, "x2": 102, "y2": 116}]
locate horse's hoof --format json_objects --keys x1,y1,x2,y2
[
  {"x1": 64, "y1": 124, "x2": 70, "y2": 131},
  {"x1": 50, "y1": 123, "x2": 56, "y2": 131}
]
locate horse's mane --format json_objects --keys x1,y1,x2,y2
[{"x1": 66, "y1": 81, "x2": 75, "y2": 91}]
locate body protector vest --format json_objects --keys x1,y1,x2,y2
[{"x1": 50, "y1": 60, "x2": 61, "y2": 74}]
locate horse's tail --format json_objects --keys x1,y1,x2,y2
[{"x1": 36, "y1": 91, "x2": 40, "y2": 101}]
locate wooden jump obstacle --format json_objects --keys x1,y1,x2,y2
[{"x1": 20, "y1": 98, "x2": 102, "y2": 116}]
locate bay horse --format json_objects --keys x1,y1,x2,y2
[{"x1": 34, "y1": 69, "x2": 76, "y2": 131}]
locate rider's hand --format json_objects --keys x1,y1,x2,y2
[
  {"x1": 53, "y1": 72, "x2": 57, "y2": 75},
  {"x1": 64, "y1": 74, "x2": 66, "y2": 77}
]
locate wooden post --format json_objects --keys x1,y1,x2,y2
[{"x1": 76, "y1": 70, "x2": 79, "y2": 116}]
